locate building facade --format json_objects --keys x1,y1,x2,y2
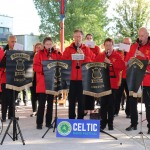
[
  {"x1": 15, "y1": 34, "x2": 39, "y2": 51},
  {"x1": 0, "y1": 15, "x2": 13, "y2": 42}
]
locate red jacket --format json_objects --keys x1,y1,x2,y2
[
  {"x1": 125, "y1": 41, "x2": 150, "y2": 86},
  {"x1": 61, "y1": 42, "x2": 94, "y2": 80},
  {"x1": 89, "y1": 45, "x2": 100, "y2": 56},
  {"x1": 117, "y1": 50, "x2": 129, "y2": 79},
  {"x1": 33, "y1": 48, "x2": 62, "y2": 93},
  {"x1": 96, "y1": 50, "x2": 125, "y2": 89},
  {"x1": 0, "y1": 47, "x2": 6, "y2": 84}
]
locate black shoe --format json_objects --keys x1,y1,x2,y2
[
  {"x1": 121, "y1": 107, "x2": 125, "y2": 110},
  {"x1": 100, "y1": 125, "x2": 106, "y2": 130},
  {"x1": 37, "y1": 124, "x2": 42, "y2": 129},
  {"x1": 1, "y1": 119, "x2": 6, "y2": 122},
  {"x1": 126, "y1": 115, "x2": 131, "y2": 118},
  {"x1": 126, "y1": 125, "x2": 137, "y2": 131},
  {"x1": 114, "y1": 114, "x2": 118, "y2": 117},
  {"x1": 148, "y1": 129, "x2": 150, "y2": 134},
  {"x1": 84, "y1": 112, "x2": 88, "y2": 116},
  {"x1": 30, "y1": 112, "x2": 37, "y2": 117},
  {"x1": 108, "y1": 126, "x2": 114, "y2": 130},
  {"x1": 15, "y1": 98, "x2": 21, "y2": 106},
  {"x1": 24, "y1": 102, "x2": 28, "y2": 106}
]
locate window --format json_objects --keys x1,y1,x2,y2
[
  {"x1": 0, "y1": 27, "x2": 9, "y2": 34},
  {"x1": 4, "y1": 28, "x2": 9, "y2": 33},
  {"x1": 0, "y1": 27, "x2": 3, "y2": 34}
]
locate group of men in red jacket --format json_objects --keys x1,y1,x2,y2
[{"x1": 0, "y1": 27, "x2": 150, "y2": 134}]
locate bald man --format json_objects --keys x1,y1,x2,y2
[
  {"x1": 123, "y1": 37, "x2": 132, "y2": 45},
  {"x1": 125, "y1": 27, "x2": 150, "y2": 134},
  {"x1": 8, "y1": 35, "x2": 17, "y2": 49}
]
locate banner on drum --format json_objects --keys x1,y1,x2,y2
[
  {"x1": 126, "y1": 58, "x2": 148, "y2": 97},
  {"x1": 6, "y1": 50, "x2": 34, "y2": 91},
  {"x1": 42, "y1": 60, "x2": 72, "y2": 95},
  {"x1": 82, "y1": 62, "x2": 111, "y2": 97}
]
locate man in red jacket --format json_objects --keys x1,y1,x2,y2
[
  {"x1": 96, "y1": 38, "x2": 125, "y2": 130},
  {"x1": 62, "y1": 29, "x2": 95, "y2": 119},
  {"x1": 125, "y1": 27, "x2": 150, "y2": 134},
  {"x1": 0, "y1": 35, "x2": 17, "y2": 122}
]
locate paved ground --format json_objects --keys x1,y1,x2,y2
[{"x1": 0, "y1": 101, "x2": 150, "y2": 150}]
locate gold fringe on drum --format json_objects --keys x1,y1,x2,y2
[
  {"x1": 6, "y1": 83, "x2": 32, "y2": 92},
  {"x1": 83, "y1": 90, "x2": 112, "y2": 98},
  {"x1": 129, "y1": 91, "x2": 142, "y2": 98},
  {"x1": 46, "y1": 89, "x2": 69, "y2": 96}
]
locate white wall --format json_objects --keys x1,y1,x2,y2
[
  {"x1": 0, "y1": 15, "x2": 13, "y2": 33},
  {"x1": 15, "y1": 35, "x2": 39, "y2": 51}
]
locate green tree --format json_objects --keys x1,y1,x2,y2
[
  {"x1": 33, "y1": 0, "x2": 110, "y2": 44},
  {"x1": 111, "y1": 0, "x2": 150, "y2": 43}
]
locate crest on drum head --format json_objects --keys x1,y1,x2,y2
[
  {"x1": 92, "y1": 68, "x2": 102, "y2": 79},
  {"x1": 16, "y1": 59, "x2": 25, "y2": 71}
]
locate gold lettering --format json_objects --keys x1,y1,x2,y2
[
  {"x1": 11, "y1": 53, "x2": 30, "y2": 60},
  {"x1": 91, "y1": 79, "x2": 103, "y2": 83},
  {"x1": 15, "y1": 71, "x2": 25, "y2": 76},
  {"x1": 47, "y1": 62, "x2": 68, "y2": 69},
  {"x1": 91, "y1": 85, "x2": 104, "y2": 89},
  {"x1": 85, "y1": 62, "x2": 107, "y2": 69},
  {"x1": 128, "y1": 59, "x2": 144, "y2": 69},
  {"x1": 14, "y1": 78, "x2": 25, "y2": 82}
]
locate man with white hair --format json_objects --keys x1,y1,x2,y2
[
  {"x1": 0, "y1": 35, "x2": 17, "y2": 122},
  {"x1": 125, "y1": 27, "x2": 150, "y2": 134}
]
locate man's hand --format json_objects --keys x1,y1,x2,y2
[
  {"x1": 53, "y1": 45, "x2": 61, "y2": 53},
  {"x1": 104, "y1": 57, "x2": 111, "y2": 64},
  {"x1": 135, "y1": 51, "x2": 145, "y2": 57},
  {"x1": 77, "y1": 48, "x2": 84, "y2": 54}
]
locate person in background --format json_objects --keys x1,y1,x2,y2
[
  {"x1": 0, "y1": 46, "x2": 3, "y2": 106},
  {"x1": 125, "y1": 27, "x2": 150, "y2": 134},
  {"x1": 114, "y1": 37, "x2": 132, "y2": 118},
  {"x1": 96, "y1": 38, "x2": 125, "y2": 130},
  {"x1": 33, "y1": 37, "x2": 62, "y2": 129},
  {"x1": 16, "y1": 89, "x2": 29, "y2": 106},
  {"x1": 84, "y1": 33, "x2": 100, "y2": 116},
  {"x1": 0, "y1": 35, "x2": 18, "y2": 122},
  {"x1": 30, "y1": 42, "x2": 43, "y2": 117},
  {"x1": 62, "y1": 29, "x2": 95, "y2": 119}
]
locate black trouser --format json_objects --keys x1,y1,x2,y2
[
  {"x1": 68, "y1": 80, "x2": 84, "y2": 119},
  {"x1": 22, "y1": 89, "x2": 28, "y2": 104},
  {"x1": 84, "y1": 95, "x2": 95, "y2": 110},
  {"x1": 100, "y1": 89, "x2": 116, "y2": 127},
  {"x1": 143, "y1": 86, "x2": 150, "y2": 129},
  {"x1": 115, "y1": 79, "x2": 130, "y2": 115},
  {"x1": 129, "y1": 96, "x2": 138, "y2": 126},
  {"x1": 30, "y1": 86, "x2": 38, "y2": 112},
  {"x1": 1, "y1": 83, "x2": 17, "y2": 120},
  {"x1": 36, "y1": 93, "x2": 54, "y2": 126},
  {"x1": 0, "y1": 92, "x2": 2, "y2": 104},
  {"x1": 16, "y1": 89, "x2": 28, "y2": 104}
]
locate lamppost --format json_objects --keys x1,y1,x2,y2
[{"x1": 60, "y1": 0, "x2": 65, "y2": 52}]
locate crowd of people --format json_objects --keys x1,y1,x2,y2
[{"x1": 0, "y1": 27, "x2": 150, "y2": 135}]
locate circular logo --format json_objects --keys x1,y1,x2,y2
[{"x1": 57, "y1": 121, "x2": 72, "y2": 136}]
